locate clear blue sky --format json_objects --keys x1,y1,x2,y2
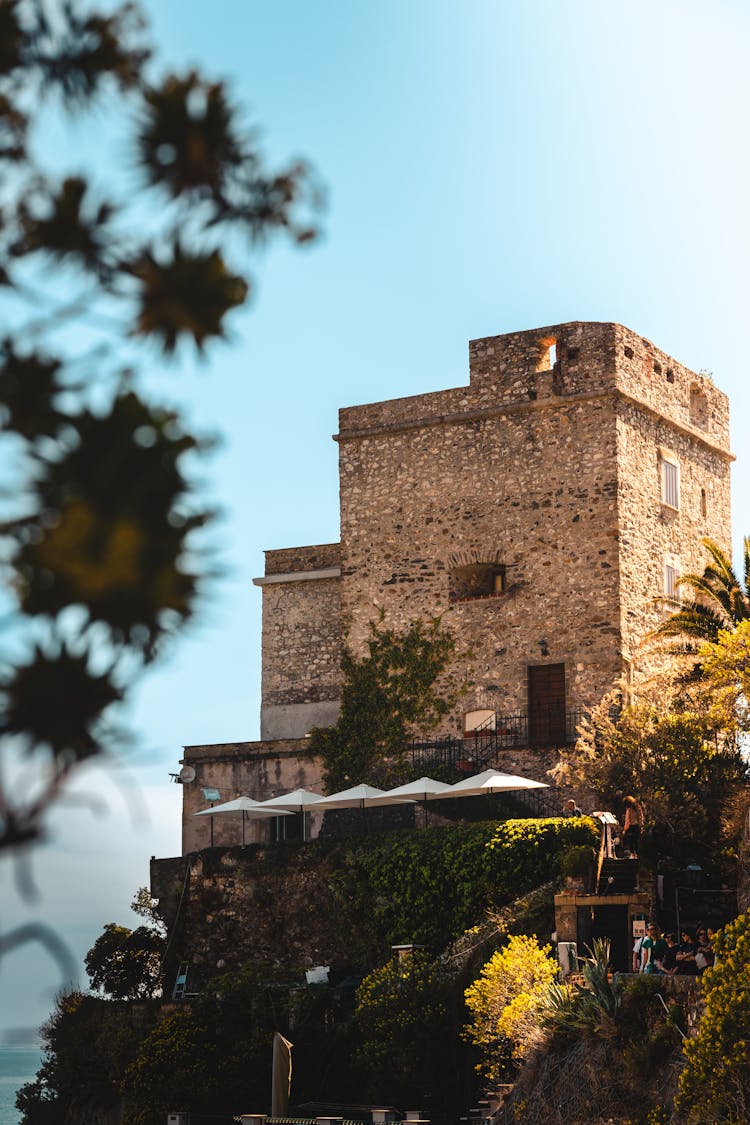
[{"x1": 2, "y1": 0, "x2": 750, "y2": 1039}]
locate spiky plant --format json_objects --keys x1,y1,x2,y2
[
  {"x1": 652, "y1": 536, "x2": 750, "y2": 646},
  {"x1": 543, "y1": 939, "x2": 623, "y2": 1041}
]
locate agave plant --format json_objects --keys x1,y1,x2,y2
[
  {"x1": 652, "y1": 537, "x2": 750, "y2": 646},
  {"x1": 543, "y1": 939, "x2": 623, "y2": 1041}
]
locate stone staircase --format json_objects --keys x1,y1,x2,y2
[{"x1": 596, "y1": 856, "x2": 639, "y2": 895}]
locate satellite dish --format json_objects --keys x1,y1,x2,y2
[{"x1": 178, "y1": 766, "x2": 196, "y2": 784}]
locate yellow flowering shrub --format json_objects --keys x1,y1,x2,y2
[
  {"x1": 464, "y1": 934, "x2": 557, "y2": 1079},
  {"x1": 676, "y1": 908, "x2": 750, "y2": 1124}
]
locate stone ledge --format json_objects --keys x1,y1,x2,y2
[{"x1": 253, "y1": 567, "x2": 341, "y2": 586}]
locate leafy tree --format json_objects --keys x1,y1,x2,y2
[
  {"x1": 651, "y1": 536, "x2": 750, "y2": 646},
  {"x1": 353, "y1": 950, "x2": 463, "y2": 1106},
  {"x1": 676, "y1": 909, "x2": 750, "y2": 1124},
  {"x1": 85, "y1": 921, "x2": 164, "y2": 999},
  {"x1": 0, "y1": 0, "x2": 321, "y2": 852},
  {"x1": 130, "y1": 885, "x2": 166, "y2": 933},
  {"x1": 698, "y1": 619, "x2": 750, "y2": 734},
  {"x1": 16, "y1": 990, "x2": 157, "y2": 1124},
  {"x1": 556, "y1": 685, "x2": 748, "y2": 871},
  {"x1": 308, "y1": 615, "x2": 465, "y2": 791},
  {"x1": 463, "y1": 934, "x2": 557, "y2": 1080}
]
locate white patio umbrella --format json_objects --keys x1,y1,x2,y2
[
  {"x1": 258, "y1": 788, "x2": 324, "y2": 811},
  {"x1": 379, "y1": 776, "x2": 455, "y2": 801},
  {"x1": 259, "y1": 788, "x2": 324, "y2": 841},
  {"x1": 377, "y1": 775, "x2": 455, "y2": 826},
  {"x1": 314, "y1": 782, "x2": 415, "y2": 832},
  {"x1": 440, "y1": 768, "x2": 549, "y2": 798},
  {"x1": 194, "y1": 795, "x2": 291, "y2": 845},
  {"x1": 314, "y1": 783, "x2": 414, "y2": 809}
]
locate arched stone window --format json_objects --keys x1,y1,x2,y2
[{"x1": 449, "y1": 562, "x2": 506, "y2": 603}]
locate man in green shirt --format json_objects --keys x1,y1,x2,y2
[{"x1": 640, "y1": 922, "x2": 667, "y2": 973}]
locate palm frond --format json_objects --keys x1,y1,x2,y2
[
  {"x1": 701, "y1": 537, "x2": 737, "y2": 584},
  {"x1": 651, "y1": 601, "x2": 726, "y2": 642}
]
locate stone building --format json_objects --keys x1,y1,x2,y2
[{"x1": 178, "y1": 320, "x2": 732, "y2": 852}]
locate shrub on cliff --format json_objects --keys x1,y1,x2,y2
[
  {"x1": 676, "y1": 909, "x2": 750, "y2": 1124},
  {"x1": 353, "y1": 950, "x2": 465, "y2": 1106},
  {"x1": 464, "y1": 934, "x2": 557, "y2": 1080},
  {"x1": 16, "y1": 991, "x2": 157, "y2": 1124},
  {"x1": 85, "y1": 921, "x2": 165, "y2": 999}
]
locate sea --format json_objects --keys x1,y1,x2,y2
[{"x1": 0, "y1": 1047, "x2": 43, "y2": 1125}]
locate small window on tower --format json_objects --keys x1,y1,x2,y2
[
  {"x1": 701, "y1": 488, "x2": 707, "y2": 518},
  {"x1": 449, "y1": 563, "x2": 507, "y2": 603},
  {"x1": 536, "y1": 337, "x2": 557, "y2": 372},
  {"x1": 664, "y1": 562, "x2": 678, "y2": 600},
  {"x1": 660, "y1": 453, "x2": 680, "y2": 510}
]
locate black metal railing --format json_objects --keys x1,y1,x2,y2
[{"x1": 408, "y1": 708, "x2": 584, "y2": 774}]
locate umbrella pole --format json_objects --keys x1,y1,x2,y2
[{"x1": 242, "y1": 810, "x2": 246, "y2": 847}]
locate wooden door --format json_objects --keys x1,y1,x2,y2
[{"x1": 528, "y1": 663, "x2": 566, "y2": 747}]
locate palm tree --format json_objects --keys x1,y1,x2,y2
[{"x1": 653, "y1": 536, "x2": 750, "y2": 645}]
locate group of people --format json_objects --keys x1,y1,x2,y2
[
  {"x1": 633, "y1": 923, "x2": 716, "y2": 975},
  {"x1": 563, "y1": 794, "x2": 644, "y2": 863}
]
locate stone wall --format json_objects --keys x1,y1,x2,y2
[
  {"x1": 151, "y1": 846, "x2": 370, "y2": 989},
  {"x1": 328, "y1": 321, "x2": 730, "y2": 733},
  {"x1": 254, "y1": 543, "x2": 342, "y2": 739}
]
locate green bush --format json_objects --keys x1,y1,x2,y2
[
  {"x1": 560, "y1": 844, "x2": 595, "y2": 878},
  {"x1": 331, "y1": 817, "x2": 599, "y2": 953},
  {"x1": 676, "y1": 909, "x2": 750, "y2": 1124}
]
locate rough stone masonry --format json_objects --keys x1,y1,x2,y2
[{"x1": 179, "y1": 320, "x2": 732, "y2": 852}]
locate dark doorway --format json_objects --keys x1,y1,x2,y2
[
  {"x1": 528, "y1": 663, "x2": 566, "y2": 747},
  {"x1": 576, "y1": 904, "x2": 630, "y2": 973},
  {"x1": 591, "y1": 905, "x2": 629, "y2": 972}
]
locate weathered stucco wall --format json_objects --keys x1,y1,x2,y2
[{"x1": 180, "y1": 740, "x2": 325, "y2": 853}]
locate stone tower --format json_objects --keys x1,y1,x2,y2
[{"x1": 255, "y1": 321, "x2": 731, "y2": 747}]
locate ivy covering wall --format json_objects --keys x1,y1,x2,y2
[{"x1": 331, "y1": 817, "x2": 600, "y2": 951}]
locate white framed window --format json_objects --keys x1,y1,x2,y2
[
  {"x1": 660, "y1": 453, "x2": 680, "y2": 509},
  {"x1": 663, "y1": 561, "x2": 678, "y2": 600}
]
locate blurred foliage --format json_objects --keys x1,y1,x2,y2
[
  {"x1": 0, "y1": 0, "x2": 322, "y2": 851},
  {"x1": 308, "y1": 615, "x2": 466, "y2": 791},
  {"x1": 676, "y1": 909, "x2": 750, "y2": 1124}
]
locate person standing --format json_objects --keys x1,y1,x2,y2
[
  {"x1": 640, "y1": 923, "x2": 667, "y2": 974},
  {"x1": 622, "y1": 795, "x2": 644, "y2": 858}
]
